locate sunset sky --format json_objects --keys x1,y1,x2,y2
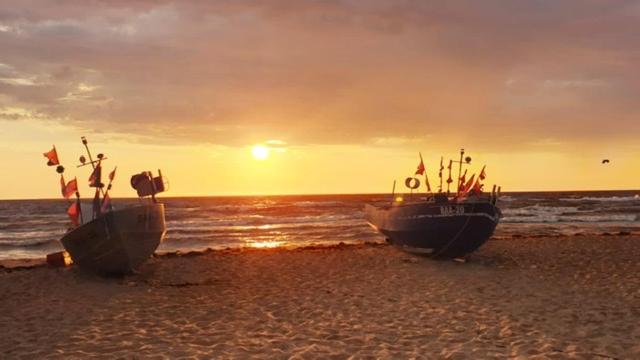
[{"x1": 1, "y1": 1, "x2": 639, "y2": 199}]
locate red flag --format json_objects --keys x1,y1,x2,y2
[
  {"x1": 67, "y1": 201, "x2": 80, "y2": 226},
  {"x1": 101, "y1": 193, "x2": 112, "y2": 213},
  {"x1": 479, "y1": 165, "x2": 487, "y2": 180},
  {"x1": 108, "y1": 167, "x2": 117, "y2": 182},
  {"x1": 472, "y1": 179, "x2": 484, "y2": 194},
  {"x1": 462, "y1": 174, "x2": 476, "y2": 194},
  {"x1": 43, "y1": 146, "x2": 59, "y2": 166},
  {"x1": 458, "y1": 169, "x2": 467, "y2": 190},
  {"x1": 62, "y1": 178, "x2": 78, "y2": 199},
  {"x1": 89, "y1": 163, "x2": 102, "y2": 188},
  {"x1": 415, "y1": 158, "x2": 425, "y2": 175}
]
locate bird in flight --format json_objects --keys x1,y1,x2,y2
[{"x1": 602, "y1": 159, "x2": 610, "y2": 164}]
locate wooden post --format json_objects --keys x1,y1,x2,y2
[
  {"x1": 390, "y1": 180, "x2": 396, "y2": 205},
  {"x1": 457, "y1": 148, "x2": 464, "y2": 194}
]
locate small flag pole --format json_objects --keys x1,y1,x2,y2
[
  {"x1": 438, "y1": 156, "x2": 443, "y2": 193},
  {"x1": 446, "y1": 160, "x2": 452, "y2": 195},
  {"x1": 457, "y1": 148, "x2": 464, "y2": 194},
  {"x1": 79, "y1": 137, "x2": 108, "y2": 199},
  {"x1": 101, "y1": 166, "x2": 117, "y2": 210},
  {"x1": 419, "y1": 152, "x2": 431, "y2": 194}
]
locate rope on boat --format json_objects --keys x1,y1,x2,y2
[{"x1": 432, "y1": 202, "x2": 476, "y2": 257}]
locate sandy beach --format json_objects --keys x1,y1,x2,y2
[{"x1": 1, "y1": 235, "x2": 639, "y2": 359}]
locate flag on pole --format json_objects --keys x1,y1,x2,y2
[
  {"x1": 62, "y1": 178, "x2": 78, "y2": 199},
  {"x1": 108, "y1": 167, "x2": 117, "y2": 182},
  {"x1": 415, "y1": 157, "x2": 425, "y2": 175},
  {"x1": 43, "y1": 146, "x2": 59, "y2": 166},
  {"x1": 88, "y1": 163, "x2": 102, "y2": 187},
  {"x1": 472, "y1": 178, "x2": 484, "y2": 194},
  {"x1": 479, "y1": 165, "x2": 487, "y2": 180},
  {"x1": 416, "y1": 153, "x2": 431, "y2": 192},
  {"x1": 67, "y1": 201, "x2": 80, "y2": 226},
  {"x1": 462, "y1": 174, "x2": 476, "y2": 194},
  {"x1": 458, "y1": 169, "x2": 467, "y2": 191}
]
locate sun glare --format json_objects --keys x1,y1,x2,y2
[
  {"x1": 252, "y1": 145, "x2": 269, "y2": 160},
  {"x1": 248, "y1": 240, "x2": 284, "y2": 248}
]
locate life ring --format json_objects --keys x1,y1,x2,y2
[{"x1": 405, "y1": 177, "x2": 420, "y2": 189}]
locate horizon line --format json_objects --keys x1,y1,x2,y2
[{"x1": 1, "y1": 188, "x2": 638, "y2": 201}]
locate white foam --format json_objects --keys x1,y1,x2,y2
[{"x1": 560, "y1": 195, "x2": 640, "y2": 202}]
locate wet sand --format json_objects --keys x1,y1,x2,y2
[{"x1": 1, "y1": 235, "x2": 639, "y2": 359}]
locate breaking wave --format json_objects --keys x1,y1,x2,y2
[{"x1": 560, "y1": 195, "x2": 640, "y2": 202}]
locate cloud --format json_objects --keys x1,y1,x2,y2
[{"x1": 0, "y1": 0, "x2": 638, "y2": 149}]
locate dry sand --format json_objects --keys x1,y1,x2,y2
[{"x1": 1, "y1": 235, "x2": 639, "y2": 359}]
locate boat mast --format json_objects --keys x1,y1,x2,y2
[{"x1": 78, "y1": 137, "x2": 107, "y2": 218}]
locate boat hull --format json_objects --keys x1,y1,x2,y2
[
  {"x1": 365, "y1": 201, "x2": 500, "y2": 258},
  {"x1": 61, "y1": 204, "x2": 166, "y2": 274}
]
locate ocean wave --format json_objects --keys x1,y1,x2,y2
[
  {"x1": 0, "y1": 238, "x2": 60, "y2": 247},
  {"x1": 292, "y1": 201, "x2": 346, "y2": 207},
  {"x1": 502, "y1": 213, "x2": 637, "y2": 223},
  {"x1": 560, "y1": 195, "x2": 640, "y2": 202},
  {"x1": 503, "y1": 205, "x2": 580, "y2": 216}
]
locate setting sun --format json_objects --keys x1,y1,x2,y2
[{"x1": 252, "y1": 145, "x2": 270, "y2": 160}]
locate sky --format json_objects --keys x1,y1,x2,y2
[{"x1": 1, "y1": 0, "x2": 639, "y2": 199}]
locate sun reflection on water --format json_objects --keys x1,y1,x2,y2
[{"x1": 247, "y1": 240, "x2": 285, "y2": 248}]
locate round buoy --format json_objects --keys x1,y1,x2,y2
[{"x1": 405, "y1": 177, "x2": 420, "y2": 189}]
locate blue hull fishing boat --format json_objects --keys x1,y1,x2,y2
[{"x1": 365, "y1": 149, "x2": 502, "y2": 258}]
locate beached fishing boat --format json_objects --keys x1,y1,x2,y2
[
  {"x1": 43, "y1": 137, "x2": 167, "y2": 274},
  {"x1": 365, "y1": 149, "x2": 502, "y2": 258}
]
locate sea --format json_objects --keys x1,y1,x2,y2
[{"x1": 0, "y1": 191, "x2": 638, "y2": 261}]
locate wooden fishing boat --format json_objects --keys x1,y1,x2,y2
[
  {"x1": 44, "y1": 137, "x2": 167, "y2": 274},
  {"x1": 365, "y1": 149, "x2": 502, "y2": 258},
  {"x1": 61, "y1": 203, "x2": 166, "y2": 274}
]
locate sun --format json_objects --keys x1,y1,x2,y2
[{"x1": 252, "y1": 145, "x2": 270, "y2": 160}]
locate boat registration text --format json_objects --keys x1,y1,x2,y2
[{"x1": 440, "y1": 205, "x2": 465, "y2": 216}]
